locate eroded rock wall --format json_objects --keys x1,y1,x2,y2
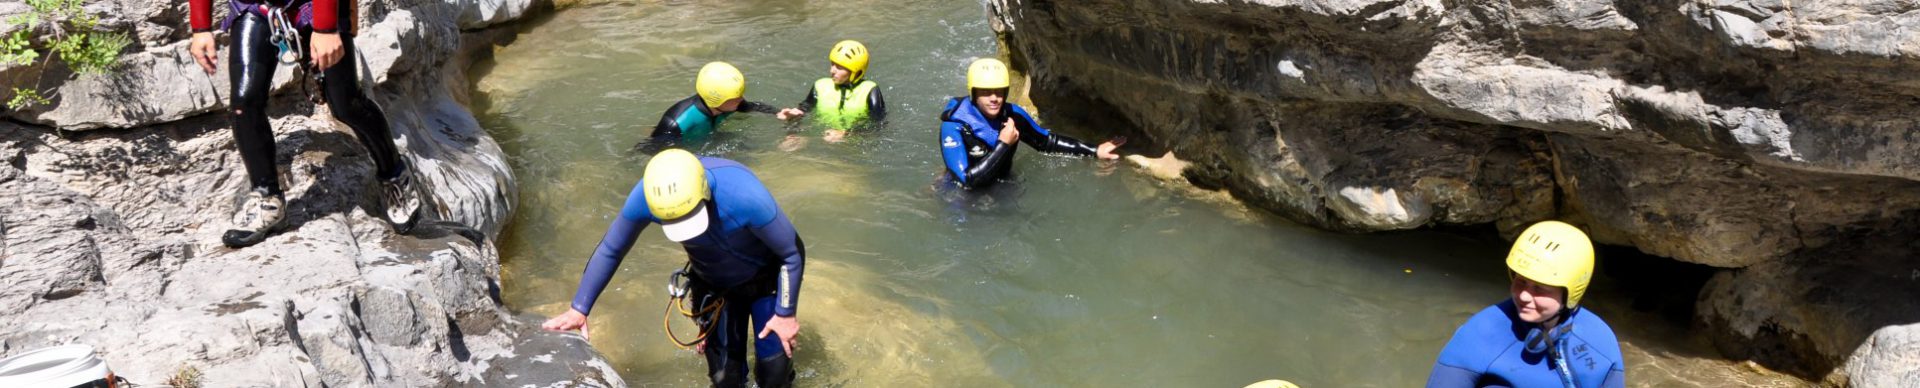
[{"x1": 0, "y1": 0, "x2": 621, "y2": 386}]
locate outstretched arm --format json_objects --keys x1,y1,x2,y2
[
  {"x1": 739, "y1": 100, "x2": 782, "y2": 114},
  {"x1": 1010, "y1": 108, "x2": 1099, "y2": 156},
  {"x1": 567, "y1": 182, "x2": 655, "y2": 315}
]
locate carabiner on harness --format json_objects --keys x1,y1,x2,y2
[
  {"x1": 663, "y1": 265, "x2": 722, "y2": 349},
  {"x1": 666, "y1": 268, "x2": 690, "y2": 298},
  {"x1": 266, "y1": 5, "x2": 301, "y2": 65}
]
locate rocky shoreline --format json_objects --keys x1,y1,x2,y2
[
  {"x1": 0, "y1": 0, "x2": 623, "y2": 386},
  {"x1": 984, "y1": 0, "x2": 1920, "y2": 385}
]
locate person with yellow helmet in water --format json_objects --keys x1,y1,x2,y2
[
  {"x1": 776, "y1": 40, "x2": 887, "y2": 143},
  {"x1": 646, "y1": 62, "x2": 782, "y2": 149},
  {"x1": 1427, "y1": 221, "x2": 1626, "y2": 388},
  {"x1": 938, "y1": 57, "x2": 1123, "y2": 189},
  {"x1": 543, "y1": 149, "x2": 807, "y2": 388}
]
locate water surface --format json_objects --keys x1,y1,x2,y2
[{"x1": 473, "y1": 1, "x2": 1809, "y2": 386}]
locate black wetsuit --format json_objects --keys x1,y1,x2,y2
[
  {"x1": 641, "y1": 95, "x2": 778, "y2": 152},
  {"x1": 208, "y1": 0, "x2": 405, "y2": 195}
]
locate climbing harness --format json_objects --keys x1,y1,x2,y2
[{"x1": 662, "y1": 265, "x2": 724, "y2": 350}]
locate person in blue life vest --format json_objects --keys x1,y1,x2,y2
[
  {"x1": 542, "y1": 149, "x2": 806, "y2": 388},
  {"x1": 1428, "y1": 221, "x2": 1627, "y2": 388},
  {"x1": 776, "y1": 40, "x2": 886, "y2": 145},
  {"x1": 643, "y1": 62, "x2": 781, "y2": 152},
  {"x1": 938, "y1": 58, "x2": 1123, "y2": 190}
]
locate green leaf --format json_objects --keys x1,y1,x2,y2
[{"x1": 7, "y1": 88, "x2": 49, "y2": 110}]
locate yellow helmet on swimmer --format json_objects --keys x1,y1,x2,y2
[
  {"x1": 695, "y1": 62, "x2": 747, "y2": 109},
  {"x1": 1506, "y1": 220, "x2": 1596, "y2": 309},
  {"x1": 828, "y1": 40, "x2": 870, "y2": 84},
  {"x1": 967, "y1": 57, "x2": 1011, "y2": 91},
  {"x1": 643, "y1": 149, "x2": 712, "y2": 242}
]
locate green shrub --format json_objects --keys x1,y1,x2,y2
[{"x1": 2, "y1": 0, "x2": 131, "y2": 110}]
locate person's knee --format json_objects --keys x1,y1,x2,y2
[{"x1": 231, "y1": 89, "x2": 269, "y2": 117}]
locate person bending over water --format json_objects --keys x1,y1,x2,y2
[
  {"x1": 937, "y1": 58, "x2": 1121, "y2": 190},
  {"x1": 1427, "y1": 221, "x2": 1626, "y2": 388},
  {"x1": 543, "y1": 149, "x2": 807, "y2": 388}
]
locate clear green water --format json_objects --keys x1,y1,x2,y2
[{"x1": 472, "y1": 1, "x2": 1806, "y2": 386}]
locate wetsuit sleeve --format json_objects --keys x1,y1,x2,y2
[
  {"x1": 568, "y1": 181, "x2": 655, "y2": 315},
  {"x1": 190, "y1": 0, "x2": 215, "y2": 32},
  {"x1": 312, "y1": 0, "x2": 340, "y2": 33},
  {"x1": 941, "y1": 122, "x2": 1014, "y2": 189},
  {"x1": 1011, "y1": 107, "x2": 1098, "y2": 156},
  {"x1": 796, "y1": 88, "x2": 817, "y2": 113},
  {"x1": 740, "y1": 100, "x2": 781, "y2": 114},
  {"x1": 651, "y1": 103, "x2": 684, "y2": 139},
  {"x1": 867, "y1": 88, "x2": 887, "y2": 123},
  {"x1": 750, "y1": 210, "x2": 805, "y2": 317}
]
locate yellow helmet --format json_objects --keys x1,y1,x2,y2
[
  {"x1": 695, "y1": 62, "x2": 746, "y2": 109},
  {"x1": 967, "y1": 57, "x2": 1010, "y2": 91},
  {"x1": 643, "y1": 149, "x2": 712, "y2": 242},
  {"x1": 828, "y1": 40, "x2": 870, "y2": 84},
  {"x1": 1506, "y1": 221, "x2": 1596, "y2": 308}
]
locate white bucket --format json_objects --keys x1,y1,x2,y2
[{"x1": 0, "y1": 345, "x2": 113, "y2": 388}]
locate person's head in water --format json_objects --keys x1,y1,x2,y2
[
  {"x1": 1504, "y1": 221, "x2": 1595, "y2": 324},
  {"x1": 696, "y1": 62, "x2": 747, "y2": 113},
  {"x1": 828, "y1": 40, "x2": 869, "y2": 86},
  {"x1": 967, "y1": 58, "x2": 1011, "y2": 118}
]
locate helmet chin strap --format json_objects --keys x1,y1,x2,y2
[
  {"x1": 1522, "y1": 306, "x2": 1583, "y2": 388},
  {"x1": 1523, "y1": 306, "x2": 1577, "y2": 351}
]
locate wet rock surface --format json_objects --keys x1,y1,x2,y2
[{"x1": 987, "y1": 0, "x2": 1920, "y2": 384}]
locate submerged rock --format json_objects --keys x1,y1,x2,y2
[
  {"x1": 987, "y1": 0, "x2": 1920, "y2": 383},
  {"x1": 0, "y1": 0, "x2": 620, "y2": 386}
]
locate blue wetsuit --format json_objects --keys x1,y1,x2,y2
[
  {"x1": 568, "y1": 157, "x2": 804, "y2": 388},
  {"x1": 1428, "y1": 300, "x2": 1627, "y2": 388},
  {"x1": 938, "y1": 97, "x2": 1100, "y2": 189}
]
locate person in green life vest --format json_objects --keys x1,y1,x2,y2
[
  {"x1": 776, "y1": 40, "x2": 886, "y2": 144},
  {"x1": 645, "y1": 62, "x2": 780, "y2": 152}
]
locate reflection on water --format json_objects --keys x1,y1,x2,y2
[{"x1": 474, "y1": 0, "x2": 1809, "y2": 386}]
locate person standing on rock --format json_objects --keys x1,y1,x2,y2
[
  {"x1": 774, "y1": 40, "x2": 887, "y2": 144},
  {"x1": 188, "y1": 0, "x2": 424, "y2": 247},
  {"x1": 937, "y1": 58, "x2": 1122, "y2": 190},
  {"x1": 1427, "y1": 221, "x2": 1627, "y2": 388},
  {"x1": 543, "y1": 149, "x2": 806, "y2": 388},
  {"x1": 641, "y1": 62, "x2": 782, "y2": 153}
]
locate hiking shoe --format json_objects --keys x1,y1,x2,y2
[
  {"x1": 222, "y1": 188, "x2": 286, "y2": 248},
  {"x1": 383, "y1": 172, "x2": 425, "y2": 234}
]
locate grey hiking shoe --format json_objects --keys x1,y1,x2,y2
[
  {"x1": 383, "y1": 172, "x2": 425, "y2": 234},
  {"x1": 222, "y1": 188, "x2": 286, "y2": 248}
]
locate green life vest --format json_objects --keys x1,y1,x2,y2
[{"x1": 812, "y1": 78, "x2": 877, "y2": 129}]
